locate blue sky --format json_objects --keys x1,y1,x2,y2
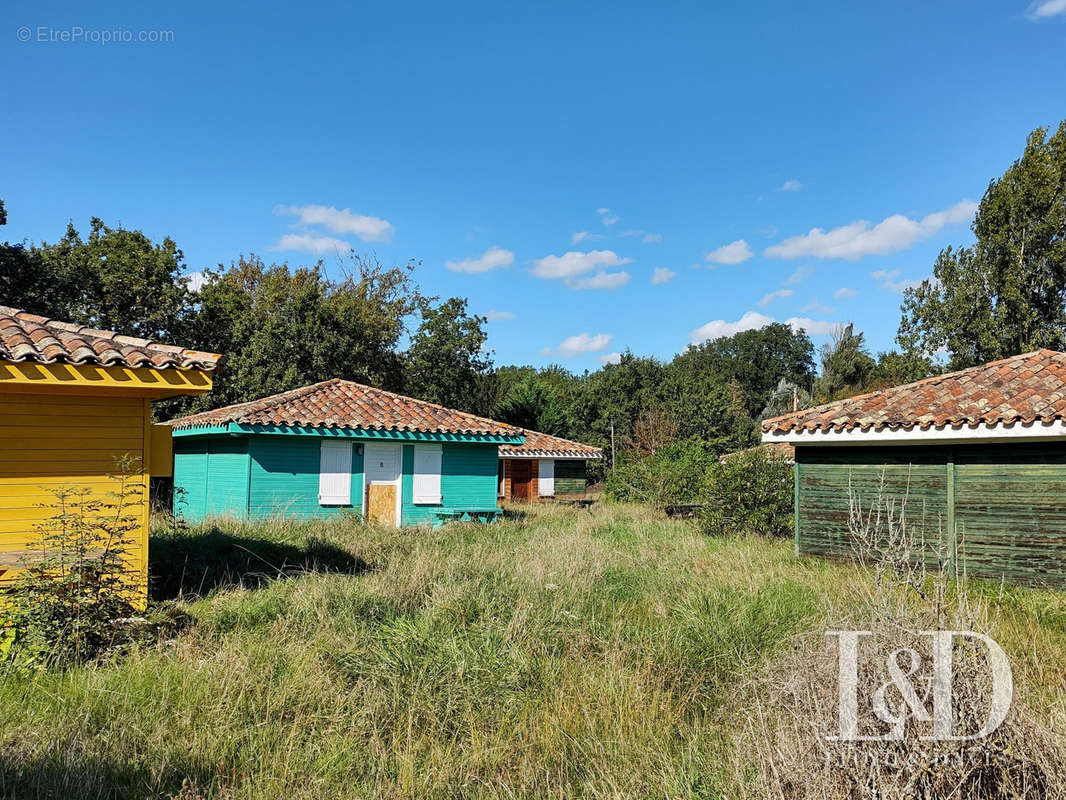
[{"x1": 3, "y1": 1, "x2": 1065, "y2": 370}]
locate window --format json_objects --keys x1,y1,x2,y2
[
  {"x1": 538, "y1": 458, "x2": 555, "y2": 497},
  {"x1": 318, "y1": 440, "x2": 353, "y2": 505},
  {"x1": 413, "y1": 444, "x2": 443, "y2": 505}
]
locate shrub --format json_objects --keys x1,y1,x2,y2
[
  {"x1": 2, "y1": 456, "x2": 145, "y2": 668},
  {"x1": 604, "y1": 438, "x2": 717, "y2": 508},
  {"x1": 701, "y1": 447, "x2": 793, "y2": 537}
]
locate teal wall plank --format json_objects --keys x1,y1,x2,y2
[
  {"x1": 248, "y1": 435, "x2": 364, "y2": 520},
  {"x1": 173, "y1": 438, "x2": 208, "y2": 521},
  {"x1": 401, "y1": 443, "x2": 500, "y2": 525},
  {"x1": 173, "y1": 436, "x2": 248, "y2": 522},
  {"x1": 175, "y1": 435, "x2": 499, "y2": 526}
]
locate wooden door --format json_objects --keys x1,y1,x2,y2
[
  {"x1": 364, "y1": 443, "x2": 401, "y2": 527},
  {"x1": 511, "y1": 459, "x2": 532, "y2": 502},
  {"x1": 367, "y1": 484, "x2": 397, "y2": 526}
]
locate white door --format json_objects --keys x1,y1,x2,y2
[{"x1": 538, "y1": 458, "x2": 555, "y2": 497}]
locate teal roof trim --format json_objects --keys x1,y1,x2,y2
[{"x1": 172, "y1": 422, "x2": 525, "y2": 445}]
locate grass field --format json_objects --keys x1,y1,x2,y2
[{"x1": 3, "y1": 503, "x2": 1066, "y2": 799}]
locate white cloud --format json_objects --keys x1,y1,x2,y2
[
  {"x1": 531, "y1": 250, "x2": 633, "y2": 280},
  {"x1": 689, "y1": 311, "x2": 775, "y2": 343},
  {"x1": 1028, "y1": 0, "x2": 1066, "y2": 18},
  {"x1": 689, "y1": 310, "x2": 838, "y2": 343},
  {"x1": 620, "y1": 229, "x2": 662, "y2": 243},
  {"x1": 272, "y1": 233, "x2": 354, "y2": 255},
  {"x1": 600, "y1": 352, "x2": 622, "y2": 365},
  {"x1": 485, "y1": 310, "x2": 516, "y2": 321},
  {"x1": 871, "y1": 268, "x2": 924, "y2": 293},
  {"x1": 801, "y1": 297, "x2": 836, "y2": 314},
  {"x1": 445, "y1": 246, "x2": 514, "y2": 274},
  {"x1": 833, "y1": 287, "x2": 858, "y2": 300},
  {"x1": 273, "y1": 204, "x2": 394, "y2": 242},
  {"x1": 705, "y1": 239, "x2": 754, "y2": 265},
  {"x1": 571, "y1": 231, "x2": 603, "y2": 245},
  {"x1": 784, "y1": 317, "x2": 839, "y2": 336},
  {"x1": 758, "y1": 288, "x2": 793, "y2": 307},
  {"x1": 765, "y1": 199, "x2": 977, "y2": 260},
  {"x1": 567, "y1": 270, "x2": 631, "y2": 290},
  {"x1": 783, "y1": 265, "x2": 813, "y2": 285},
  {"x1": 651, "y1": 267, "x2": 676, "y2": 285},
  {"x1": 596, "y1": 207, "x2": 620, "y2": 226},
  {"x1": 185, "y1": 271, "x2": 209, "y2": 292},
  {"x1": 779, "y1": 179, "x2": 803, "y2": 192},
  {"x1": 547, "y1": 332, "x2": 614, "y2": 358}
]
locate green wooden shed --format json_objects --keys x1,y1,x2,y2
[
  {"x1": 761, "y1": 350, "x2": 1066, "y2": 588},
  {"x1": 167, "y1": 379, "x2": 524, "y2": 527}
]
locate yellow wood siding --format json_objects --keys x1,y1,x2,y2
[{"x1": 0, "y1": 393, "x2": 150, "y2": 601}]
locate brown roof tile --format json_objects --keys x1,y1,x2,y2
[
  {"x1": 763, "y1": 350, "x2": 1066, "y2": 434},
  {"x1": 0, "y1": 306, "x2": 221, "y2": 372},
  {"x1": 499, "y1": 429, "x2": 602, "y2": 458},
  {"x1": 169, "y1": 379, "x2": 523, "y2": 437}
]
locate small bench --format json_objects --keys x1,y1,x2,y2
[{"x1": 435, "y1": 509, "x2": 502, "y2": 524}]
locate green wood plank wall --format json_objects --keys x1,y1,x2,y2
[
  {"x1": 553, "y1": 459, "x2": 587, "y2": 496},
  {"x1": 796, "y1": 442, "x2": 1066, "y2": 587}
]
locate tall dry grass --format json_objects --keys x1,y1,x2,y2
[
  {"x1": 738, "y1": 481, "x2": 1066, "y2": 799},
  {"x1": 1, "y1": 502, "x2": 1065, "y2": 799}
]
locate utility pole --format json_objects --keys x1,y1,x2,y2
[{"x1": 610, "y1": 421, "x2": 616, "y2": 472}]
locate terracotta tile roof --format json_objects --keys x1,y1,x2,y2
[
  {"x1": 763, "y1": 349, "x2": 1066, "y2": 434},
  {"x1": 0, "y1": 306, "x2": 221, "y2": 372},
  {"x1": 499, "y1": 429, "x2": 603, "y2": 458},
  {"x1": 169, "y1": 379, "x2": 523, "y2": 437}
]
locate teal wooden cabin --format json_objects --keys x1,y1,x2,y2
[
  {"x1": 762, "y1": 350, "x2": 1066, "y2": 588},
  {"x1": 168, "y1": 379, "x2": 524, "y2": 527}
]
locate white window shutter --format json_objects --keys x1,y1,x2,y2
[
  {"x1": 538, "y1": 459, "x2": 555, "y2": 496},
  {"x1": 318, "y1": 440, "x2": 353, "y2": 505},
  {"x1": 413, "y1": 444, "x2": 443, "y2": 505}
]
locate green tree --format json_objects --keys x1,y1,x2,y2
[
  {"x1": 36, "y1": 218, "x2": 192, "y2": 341},
  {"x1": 867, "y1": 349, "x2": 937, "y2": 389},
  {"x1": 183, "y1": 254, "x2": 420, "y2": 413},
  {"x1": 812, "y1": 323, "x2": 875, "y2": 402},
  {"x1": 898, "y1": 122, "x2": 1066, "y2": 368},
  {"x1": 671, "y1": 323, "x2": 815, "y2": 416},
  {"x1": 404, "y1": 296, "x2": 493, "y2": 413},
  {"x1": 495, "y1": 374, "x2": 566, "y2": 434}
]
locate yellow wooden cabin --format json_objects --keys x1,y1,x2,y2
[{"x1": 0, "y1": 306, "x2": 221, "y2": 604}]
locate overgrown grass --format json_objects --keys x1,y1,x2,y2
[{"x1": 2, "y1": 503, "x2": 1066, "y2": 799}]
